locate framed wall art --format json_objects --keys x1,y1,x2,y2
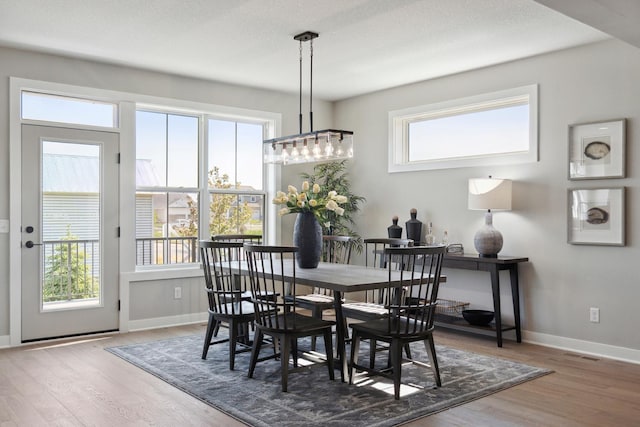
[
  {"x1": 568, "y1": 119, "x2": 625, "y2": 180},
  {"x1": 568, "y1": 187, "x2": 625, "y2": 246}
]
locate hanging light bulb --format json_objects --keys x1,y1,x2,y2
[
  {"x1": 301, "y1": 139, "x2": 310, "y2": 158},
  {"x1": 282, "y1": 143, "x2": 290, "y2": 164},
  {"x1": 335, "y1": 139, "x2": 344, "y2": 157},
  {"x1": 324, "y1": 136, "x2": 334, "y2": 156},
  {"x1": 313, "y1": 138, "x2": 322, "y2": 158},
  {"x1": 290, "y1": 142, "x2": 300, "y2": 161}
]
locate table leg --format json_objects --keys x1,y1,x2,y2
[
  {"x1": 510, "y1": 266, "x2": 522, "y2": 343},
  {"x1": 333, "y1": 291, "x2": 347, "y2": 382},
  {"x1": 489, "y1": 266, "x2": 503, "y2": 347}
]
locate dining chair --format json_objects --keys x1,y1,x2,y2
[
  {"x1": 200, "y1": 240, "x2": 255, "y2": 370},
  {"x1": 341, "y1": 237, "x2": 413, "y2": 367},
  {"x1": 211, "y1": 234, "x2": 273, "y2": 302},
  {"x1": 349, "y1": 245, "x2": 446, "y2": 399},
  {"x1": 286, "y1": 235, "x2": 354, "y2": 350},
  {"x1": 244, "y1": 244, "x2": 335, "y2": 392}
]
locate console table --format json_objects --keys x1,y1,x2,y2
[{"x1": 439, "y1": 253, "x2": 529, "y2": 347}]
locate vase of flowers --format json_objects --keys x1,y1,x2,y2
[{"x1": 273, "y1": 181, "x2": 348, "y2": 268}]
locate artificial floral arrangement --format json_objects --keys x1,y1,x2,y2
[{"x1": 272, "y1": 181, "x2": 348, "y2": 222}]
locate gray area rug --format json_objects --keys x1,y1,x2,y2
[{"x1": 107, "y1": 332, "x2": 551, "y2": 426}]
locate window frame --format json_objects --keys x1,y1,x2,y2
[
  {"x1": 388, "y1": 84, "x2": 538, "y2": 173},
  {"x1": 134, "y1": 106, "x2": 271, "y2": 269}
]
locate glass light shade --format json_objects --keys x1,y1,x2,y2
[{"x1": 263, "y1": 129, "x2": 353, "y2": 165}]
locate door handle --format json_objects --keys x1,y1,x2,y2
[{"x1": 24, "y1": 241, "x2": 43, "y2": 248}]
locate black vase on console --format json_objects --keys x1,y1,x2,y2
[
  {"x1": 387, "y1": 215, "x2": 402, "y2": 239},
  {"x1": 405, "y1": 208, "x2": 422, "y2": 245}
]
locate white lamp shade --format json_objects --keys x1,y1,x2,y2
[{"x1": 468, "y1": 178, "x2": 512, "y2": 211}]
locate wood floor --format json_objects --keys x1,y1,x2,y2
[{"x1": 1, "y1": 324, "x2": 639, "y2": 426}]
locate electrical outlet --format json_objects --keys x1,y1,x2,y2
[
  {"x1": 174, "y1": 287, "x2": 182, "y2": 299},
  {"x1": 589, "y1": 307, "x2": 600, "y2": 323}
]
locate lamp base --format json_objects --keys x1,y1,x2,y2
[{"x1": 473, "y1": 211, "x2": 503, "y2": 257}]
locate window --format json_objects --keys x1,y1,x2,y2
[
  {"x1": 208, "y1": 119, "x2": 264, "y2": 236},
  {"x1": 21, "y1": 91, "x2": 118, "y2": 128},
  {"x1": 389, "y1": 85, "x2": 538, "y2": 172},
  {"x1": 135, "y1": 111, "x2": 199, "y2": 266},
  {"x1": 135, "y1": 111, "x2": 266, "y2": 266}
]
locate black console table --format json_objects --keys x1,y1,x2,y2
[{"x1": 439, "y1": 253, "x2": 529, "y2": 347}]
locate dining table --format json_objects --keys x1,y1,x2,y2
[{"x1": 230, "y1": 260, "x2": 445, "y2": 382}]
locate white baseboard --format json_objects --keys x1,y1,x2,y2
[
  {"x1": 128, "y1": 312, "x2": 208, "y2": 332},
  {"x1": 523, "y1": 330, "x2": 640, "y2": 365}
]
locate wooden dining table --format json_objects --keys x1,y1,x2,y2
[{"x1": 231, "y1": 260, "x2": 445, "y2": 382}]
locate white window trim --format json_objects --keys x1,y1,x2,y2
[{"x1": 388, "y1": 84, "x2": 538, "y2": 173}]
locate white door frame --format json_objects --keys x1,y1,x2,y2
[{"x1": 9, "y1": 78, "x2": 137, "y2": 346}]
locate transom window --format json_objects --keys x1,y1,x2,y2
[
  {"x1": 389, "y1": 85, "x2": 538, "y2": 172},
  {"x1": 21, "y1": 91, "x2": 118, "y2": 128}
]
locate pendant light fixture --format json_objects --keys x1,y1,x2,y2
[{"x1": 263, "y1": 31, "x2": 354, "y2": 165}]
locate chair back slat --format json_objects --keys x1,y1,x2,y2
[
  {"x1": 382, "y1": 245, "x2": 446, "y2": 336},
  {"x1": 200, "y1": 240, "x2": 247, "y2": 316},
  {"x1": 361, "y1": 238, "x2": 413, "y2": 304},
  {"x1": 310, "y1": 235, "x2": 354, "y2": 296},
  {"x1": 244, "y1": 244, "x2": 298, "y2": 330}
]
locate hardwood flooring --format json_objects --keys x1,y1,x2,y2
[{"x1": 0, "y1": 324, "x2": 638, "y2": 426}]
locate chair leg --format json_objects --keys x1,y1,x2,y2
[
  {"x1": 280, "y1": 335, "x2": 291, "y2": 392},
  {"x1": 349, "y1": 332, "x2": 361, "y2": 384},
  {"x1": 202, "y1": 312, "x2": 216, "y2": 360},
  {"x1": 391, "y1": 339, "x2": 402, "y2": 400},
  {"x1": 404, "y1": 343, "x2": 412, "y2": 360},
  {"x1": 228, "y1": 320, "x2": 238, "y2": 370},
  {"x1": 323, "y1": 329, "x2": 335, "y2": 381},
  {"x1": 369, "y1": 339, "x2": 377, "y2": 369},
  {"x1": 292, "y1": 338, "x2": 299, "y2": 368},
  {"x1": 310, "y1": 306, "x2": 322, "y2": 351},
  {"x1": 213, "y1": 319, "x2": 221, "y2": 337},
  {"x1": 248, "y1": 329, "x2": 264, "y2": 379},
  {"x1": 424, "y1": 334, "x2": 441, "y2": 387}
]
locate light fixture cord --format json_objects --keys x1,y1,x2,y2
[
  {"x1": 298, "y1": 39, "x2": 303, "y2": 134},
  {"x1": 309, "y1": 37, "x2": 314, "y2": 132}
]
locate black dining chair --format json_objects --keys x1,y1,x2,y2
[
  {"x1": 349, "y1": 245, "x2": 446, "y2": 399},
  {"x1": 285, "y1": 235, "x2": 354, "y2": 350},
  {"x1": 341, "y1": 237, "x2": 413, "y2": 366},
  {"x1": 200, "y1": 240, "x2": 255, "y2": 369},
  {"x1": 244, "y1": 244, "x2": 335, "y2": 392}
]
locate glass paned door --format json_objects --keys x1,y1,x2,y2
[{"x1": 21, "y1": 125, "x2": 119, "y2": 341}]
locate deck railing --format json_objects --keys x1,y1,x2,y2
[{"x1": 42, "y1": 237, "x2": 199, "y2": 303}]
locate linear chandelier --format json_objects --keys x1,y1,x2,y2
[{"x1": 264, "y1": 31, "x2": 354, "y2": 165}]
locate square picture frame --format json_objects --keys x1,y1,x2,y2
[
  {"x1": 568, "y1": 119, "x2": 626, "y2": 180},
  {"x1": 568, "y1": 187, "x2": 625, "y2": 246}
]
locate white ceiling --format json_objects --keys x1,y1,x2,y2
[{"x1": 0, "y1": 0, "x2": 634, "y2": 101}]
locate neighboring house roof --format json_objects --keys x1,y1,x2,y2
[{"x1": 42, "y1": 154, "x2": 162, "y2": 192}]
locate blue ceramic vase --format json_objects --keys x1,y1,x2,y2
[{"x1": 293, "y1": 211, "x2": 322, "y2": 268}]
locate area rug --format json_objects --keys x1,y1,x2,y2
[{"x1": 106, "y1": 332, "x2": 551, "y2": 426}]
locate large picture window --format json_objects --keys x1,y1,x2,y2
[
  {"x1": 389, "y1": 85, "x2": 538, "y2": 172},
  {"x1": 135, "y1": 111, "x2": 266, "y2": 266}
]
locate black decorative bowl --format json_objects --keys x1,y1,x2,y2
[{"x1": 462, "y1": 309, "x2": 494, "y2": 326}]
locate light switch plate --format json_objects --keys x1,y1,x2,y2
[{"x1": 0, "y1": 219, "x2": 8, "y2": 233}]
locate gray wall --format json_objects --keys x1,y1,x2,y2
[{"x1": 322, "y1": 39, "x2": 639, "y2": 353}]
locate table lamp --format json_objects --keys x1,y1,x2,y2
[{"x1": 468, "y1": 177, "x2": 512, "y2": 257}]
